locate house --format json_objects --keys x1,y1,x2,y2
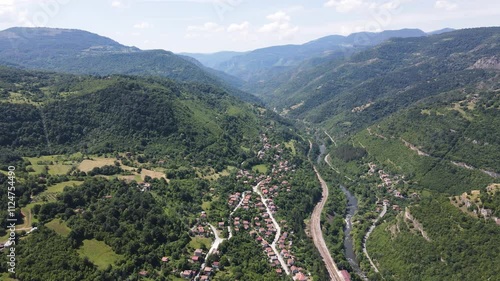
[
  {"x1": 294, "y1": 272, "x2": 307, "y2": 281},
  {"x1": 200, "y1": 275, "x2": 209, "y2": 281},
  {"x1": 341, "y1": 270, "x2": 351, "y2": 281},
  {"x1": 203, "y1": 266, "x2": 213, "y2": 275},
  {"x1": 212, "y1": 261, "x2": 220, "y2": 269},
  {"x1": 192, "y1": 256, "x2": 201, "y2": 262},
  {"x1": 181, "y1": 270, "x2": 194, "y2": 278},
  {"x1": 276, "y1": 268, "x2": 283, "y2": 275},
  {"x1": 290, "y1": 265, "x2": 299, "y2": 274},
  {"x1": 194, "y1": 249, "x2": 204, "y2": 256},
  {"x1": 138, "y1": 271, "x2": 148, "y2": 277},
  {"x1": 218, "y1": 222, "x2": 225, "y2": 228},
  {"x1": 161, "y1": 257, "x2": 169, "y2": 263}
]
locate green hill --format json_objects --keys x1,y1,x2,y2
[
  {"x1": 0, "y1": 27, "x2": 257, "y2": 103},
  {"x1": 262, "y1": 27, "x2": 500, "y2": 135},
  {"x1": 0, "y1": 66, "x2": 264, "y2": 166}
]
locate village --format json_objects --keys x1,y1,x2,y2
[{"x1": 179, "y1": 134, "x2": 312, "y2": 281}]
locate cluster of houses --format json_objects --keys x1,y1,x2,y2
[
  {"x1": 190, "y1": 212, "x2": 210, "y2": 237},
  {"x1": 456, "y1": 190, "x2": 500, "y2": 225},
  {"x1": 257, "y1": 134, "x2": 282, "y2": 159},
  {"x1": 368, "y1": 163, "x2": 408, "y2": 204},
  {"x1": 184, "y1": 249, "x2": 219, "y2": 280}
]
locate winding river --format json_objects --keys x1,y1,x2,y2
[{"x1": 341, "y1": 186, "x2": 367, "y2": 280}]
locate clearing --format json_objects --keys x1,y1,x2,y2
[
  {"x1": 252, "y1": 164, "x2": 268, "y2": 174},
  {"x1": 77, "y1": 239, "x2": 123, "y2": 270},
  {"x1": 188, "y1": 236, "x2": 212, "y2": 250},
  {"x1": 285, "y1": 140, "x2": 297, "y2": 155},
  {"x1": 26, "y1": 155, "x2": 79, "y2": 175},
  {"x1": 46, "y1": 219, "x2": 71, "y2": 236}
]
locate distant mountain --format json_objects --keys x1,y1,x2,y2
[
  {"x1": 0, "y1": 27, "x2": 258, "y2": 103},
  {"x1": 427, "y1": 28, "x2": 456, "y2": 35},
  {"x1": 263, "y1": 27, "x2": 500, "y2": 135},
  {"x1": 181, "y1": 51, "x2": 246, "y2": 69},
  {"x1": 184, "y1": 29, "x2": 427, "y2": 82}
]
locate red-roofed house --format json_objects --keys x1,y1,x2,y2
[
  {"x1": 294, "y1": 272, "x2": 307, "y2": 281},
  {"x1": 341, "y1": 270, "x2": 351, "y2": 281}
]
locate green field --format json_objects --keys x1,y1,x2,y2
[
  {"x1": 188, "y1": 236, "x2": 212, "y2": 250},
  {"x1": 77, "y1": 239, "x2": 123, "y2": 270},
  {"x1": 252, "y1": 164, "x2": 268, "y2": 174},
  {"x1": 46, "y1": 219, "x2": 71, "y2": 236},
  {"x1": 20, "y1": 202, "x2": 44, "y2": 227},
  {"x1": 26, "y1": 155, "x2": 79, "y2": 176},
  {"x1": 285, "y1": 140, "x2": 297, "y2": 156},
  {"x1": 46, "y1": 181, "x2": 83, "y2": 193}
]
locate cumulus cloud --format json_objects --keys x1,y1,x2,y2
[
  {"x1": 435, "y1": 0, "x2": 458, "y2": 11},
  {"x1": 186, "y1": 22, "x2": 224, "y2": 38},
  {"x1": 0, "y1": 0, "x2": 16, "y2": 18},
  {"x1": 259, "y1": 11, "x2": 298, "y2": 40},
  {"x1": 111, "y1": 1, "x2": 122, "y2": 8},
  {"x1": 324, "y1": 0, "x2": 364, "y2": 13},
  {"x1": 227, "y1": 21, "x2": 249, "y2": 32},
  {"x1": 133, "y1": 22, "x2": 152, "y2": 29}
]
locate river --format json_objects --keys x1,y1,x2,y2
[{"x1": 341, "y1": 185, "x2": 368, "y2": 280}]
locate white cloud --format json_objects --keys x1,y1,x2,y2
[
  {"x1": 227, "y1": 21, "x2": 249, "y2": 32},
  {"x1": 111, "y1": 1, "x2": 122, "y2": 8},
  {"x1": 435, "y1": 0, "x2": 458, "y2": 11},
  {"x1": 259, "y1": 11, "x2": 299, "y2": 40},
  {"x1": 0, "y1": 0, "x2": 15, "y2": 17},
  {"x1": 186, "y1": 22, "x2": 224, "y2": 38},
  {"x1": 133, "y1": 21, "x2": 152, "y2": 29},
  {"x1": 187, "y1": 22, "x2": 223, "y2": 32},
  {"x1": 324, "y1": 0, "x2": 364, "y2": 13}
]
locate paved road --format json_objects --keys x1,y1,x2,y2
[
  {"x1": 253, "y1": 181, "x2": 291, "y2": 276},
  {"x1": 228, "y1": 191, "x2": 247, "y2": 239},
  {"x1": 311, "y1": 166, "x2": 345, "y2": 281},
  {"x1": 195, "y1": 223, "x2": 225, "y2": 280}
]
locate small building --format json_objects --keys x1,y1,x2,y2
[
  {"x1": 181, "y1": 270, "x2": 194, "y2": 278},
  {"x1": 341, "y1": 270, "x2": 351, "y2": 281},
  {"x1": 294, "y1": 272, "x2": 307, "y2": 281}
]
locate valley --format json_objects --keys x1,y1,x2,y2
[{"x1": 0, "y1": 25, "x2": 499, "y2": 281}]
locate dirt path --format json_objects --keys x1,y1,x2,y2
[
  {"x1": 311, "y1": 166, "x2": 345, "y2": 281},
  {"x1": 363, "y1": 203, "x2": 387, "y2": 274},
  {"x1": 325, "y1": 131, "x2": 338, "y2": 147}
]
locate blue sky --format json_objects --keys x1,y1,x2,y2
[{"x1": 0, "y1": 0, "x2": 499, "y2": 53}]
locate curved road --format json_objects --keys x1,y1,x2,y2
[
  {"x1": 195, "y1": 223, "x2": 225, "y2": 280},
  {"x1": 253, "y1": 181, "x2": 291, "y2": 275},
  {"x1": 311, "y1": 165, "x2": 345, "y2": 281},
  {"x1": 363, "y1": 203, "x2": 387, "y2": 274}
]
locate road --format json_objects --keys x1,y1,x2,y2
[
  {"x1": 324, "y1": 131, "x2": 338, "y2": 147},
  {"x1": 363, "y1": 203, "x2": 387, "y2": 274},
  {"x1": 253, "y1": 180, "x2": 291, "y2": 276},
  {"x1": 311, "y1": 166, "x2": 345, "y2": 281},
  {"x1": 228, "y1": 191, "x2": 247, "y2": 239},
  {"x1": 195, "y1": 223, "x2": 225, "y2": 280}
]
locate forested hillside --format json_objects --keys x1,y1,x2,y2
[
  {"x1": 0, "y1": 27, "x2": 256, "y2": 103},
  {"x1": 0, "y1": 66, "x2": 267, "y2": 167},
  {"x1": 262, "y1": 27, "x2": 500, "y2": 137}
]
